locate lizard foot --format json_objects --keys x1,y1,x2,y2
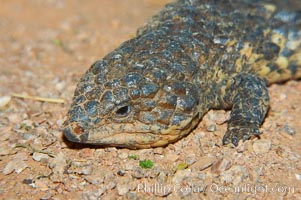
[{"x1": 222, "y1": 124, "x2": 261, "y2": 146}]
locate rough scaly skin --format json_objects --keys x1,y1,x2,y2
[{"x1": 63, "y1": 0, "x2": 301, "y2": 148}]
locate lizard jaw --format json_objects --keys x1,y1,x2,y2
[{"x1": 63, "y1": 121, "x2": 192, "y2": 149}]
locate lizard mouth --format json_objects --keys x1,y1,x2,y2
[
  {"x1": 63, "y1": 112, "x2": 201, "y2": 148},
  {"x1": 63, "y1": 122, "x2": 185, "y2": 149}
]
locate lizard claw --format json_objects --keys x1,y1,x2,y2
[{"x1": 222, "y1": 125, "x2": 261, "y2": 146}]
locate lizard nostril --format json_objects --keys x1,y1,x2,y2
[
  {"x1": 73, "y1": 124, "x2": 84, "y2": 134},
  {"x1": 63, "y1": 125, "x2": 80, "y2": 142},
  {"x1": 69, "y1": 122, "x2": 84, "y2": 135}
]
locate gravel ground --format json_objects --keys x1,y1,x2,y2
[{"x1": 0, "y1": 0, "x2": 301, "y2": 199}]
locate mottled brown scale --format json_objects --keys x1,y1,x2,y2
[{"x1": 63, "y1": 0, "x2": 301, "y2": 148}]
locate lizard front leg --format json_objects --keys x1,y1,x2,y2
[{"x1": 221, "y1": 73, "x2": 270, "y2": 146}]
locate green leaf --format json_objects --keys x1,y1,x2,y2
[
  {"x1": 176, "y1": 163, "x2": 188, "y2": 170},
  {"x1": 128, "y1": 155, "x2": 137, "y2": 160},
  {"x1": 139, "y1": 159, "x2": 153, "y2": 169}
]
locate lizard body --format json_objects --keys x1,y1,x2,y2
[{"x1": 63, "y1": 0, "x2": 301, "y2": 148}]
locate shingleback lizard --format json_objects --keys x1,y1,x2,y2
[{"x1": 63, "y1": 0, "x2": 301, "y2": 149}]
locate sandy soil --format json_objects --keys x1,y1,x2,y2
[{"x1": 0, "y1": 0, "x2": 300, "y2": 199}]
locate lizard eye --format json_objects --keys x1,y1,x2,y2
[{"x1": 115, "y1": 105, "x2": 131, "y2": 117}]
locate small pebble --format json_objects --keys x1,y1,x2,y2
[
  {"x1": 132, "y1": 168, "x2": 147, "y2": 179},
  {"x1": 150, "y1": 166, "x2": 161, "y2": 178},
  {"x1": 206, "y1": 124, "x2": 217, "y2": 132},
  {"x1": 211, "y1": 158, "x2": 231, "y2": 174},
  {"x1": 84, "y1": 174, "x2": 104, "y2": 185},
  {"x1": 126, "y1": 192, "x2": 139, "y2": 199},
  {"x1": 296, "y1": 174, "x2": 301, "y2": 181},
  {"x1": 191, "y1": 156, "x2": 214, "y2": 171},
  {"x1": 8, "y1": 113, "x2": 22, "y2": 124},
  {"x1": 3, "y1": 160, "x2": 28, "y2": 175},
  {"x1": 252, "y1": 139, "x2": 271, "y2": 154},
  {"x1": 48, "y1": 152, "x2": 67, "y2": 181},
  {"x1": 80, "y1": 165, "x2": 93, "y2": 175},
  {"x1": 105, "y1": 181, "x2": 116, "y2": 190},
  {"x1": 32, "y1": 152, "x2": 49, "y2": 163},
  {"x1": 220, "y1": 165, "x2": 247, "y2": 185},
  {"x1": 116, "y1": 182, "x2": 130, "y2": 196},
  {"x1": 105, "y1": 147, "x2": 117, "y2": 152},
  {"x1": 3, "y1": 152, "x2": 29, "y2": 175},
  {"x1": 35, "y1": 180, "x2": 49, "y2": 192},
  {"x1": 55, "y1": 81, "x2": 66, "y2": 91},
  {"x1": 153, "y1": 147, "x2": 164, "y2": 155},
  {"x1": 171, "y1": 169, "x2": 191, "y2": 185},
  {"x1": 184, "y1": 149, "x2": 197, "y2": 165},
  {"x1": 118, "y1": 151, "x2": 129, "y2": 159},
  {"x1": 165, "y1": 153, "x2": 179, "y2": 162},
  {"x1": 82, "y1": 187, "x2": 106, "y2": 200},
  {"x1": 279, "y1": 93, "x2": 287, "y2": 100},
  {"x1": 280, "y1": 124, "x2": 295, "y2": 136},
  {"x1": 0, "y1": 96, "x2": 11, "y2": 107},
  {"x1": 40, "y1": 193, "x2": 52, "y2": 200},
  {"x1": 0, "y1": 142, "x2": 13, "y2": 155},
  {"x1": 117, "y1": 170, "x2": 125, "y2": 176},
  {"x1": 23, "y1": 178, "x2": 34, "y2": 184}
]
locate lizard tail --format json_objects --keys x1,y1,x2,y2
[{"x1": 264, "y1": 13, "x2": 301, "y2": 85}]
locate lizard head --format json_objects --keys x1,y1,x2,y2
[{"x1": 63, "y1": 37, "x2": 201, "y2": 148}]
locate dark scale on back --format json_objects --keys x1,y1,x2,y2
[{"x1": 63, "y1": 0, "x2": 301, "y2": 148}]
